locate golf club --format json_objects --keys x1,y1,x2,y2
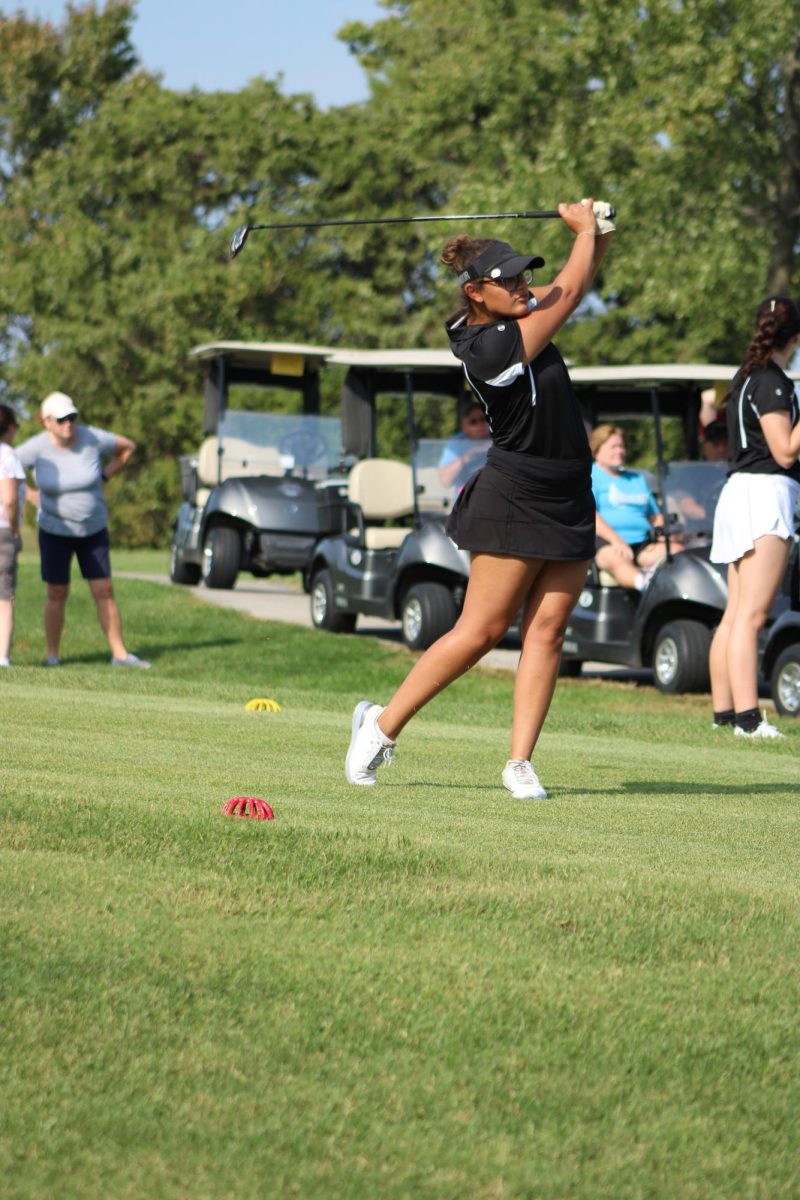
[{"x1": 229, "y1": 208, "x2": 568, "y2": 259}]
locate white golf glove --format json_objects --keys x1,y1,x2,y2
[{"x1": 592, "y1": 200, "x2": 616, "y2": 234}]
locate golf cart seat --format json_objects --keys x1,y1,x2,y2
[
  {"x1": 597, "y1": 567, "x2": 623, "y2": 588},
  {"x1": 347, "y1": 458, "x2": 415, "y2": 550},
  {"x1": 414, "y1": 465, "x2": 452, "y2": 512},
  {"x1": 196, "y1": 436, "x2": 283, "y2": 493}
]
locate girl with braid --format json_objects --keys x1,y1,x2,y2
[
  {"x1": 709, "y1": 296, "x2": 800, "y2": 739},
  {"x1": 345, "y1": 198, "x2": 615, "y2": 799}
]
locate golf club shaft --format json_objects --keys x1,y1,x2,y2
[{"x1": 246, "y1": 210, "x2": 560, "y2": 232}]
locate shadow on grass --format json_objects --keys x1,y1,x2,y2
[
  {"x1": 49, "y1": 637, "x2": 242, "y2": 666},
  {"x1": 402, "y1": 779, "x2": 798, "y2": 798},
  {"x1": 623, "y1": 781, "x2": 798, "y2": 796},
  {"x1": 398, "y1": 781, "x2": 618, "y2": 795}
]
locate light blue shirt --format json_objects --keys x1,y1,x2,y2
[
  {"x1": 17, "y1": 425, "x2": 117, "y2": 537},
  {"x1": 438, "y1": 432, "x2": 491, "y2": 500},
  {"x1": 592, "y1": 463, "x2": 658, "y2": 544}
]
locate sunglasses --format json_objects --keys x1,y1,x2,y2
[
  {"x1": 480, "y1": 271, "x2": 533, "y2": 292},
  {"x1": 55, "y1": 413, "x2": 78, "y2": 424}
]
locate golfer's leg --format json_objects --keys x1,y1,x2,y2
[
  {"x1": 511, "y1": 559, "x2": 588, "y2": 761},
  {"x1": 88, "y1": 577, "x2": 127, "y2": 659},
  {"x1": 726, "y1": 536, "x2": 790, "y2": 712},
  {"x1": 709, "y1": 563, "x2": 737, "y2": 712},
  {"x1": 45, "y1": 584, "x2": 69, "y2": 659},
  {"x1": 379, "y1": 553, "x2": 541, "y2": 739}
]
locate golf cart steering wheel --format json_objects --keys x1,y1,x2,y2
[{"x1": 277, "y1": 429, "x2": 329, "y2": 470}]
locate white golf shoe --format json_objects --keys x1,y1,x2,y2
[
  {"x1": 502, "y1": 759, "x2": 548, "y2": 800},
  {"x1": 345, "y1": 700, "x2": 395, "y2": 786},
  {"x1": 734, "y1": 714, "x2": 784, "y2": 740}
]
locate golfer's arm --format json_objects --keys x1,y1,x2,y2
[
  {"x1": 760, "y1": 411, "x2": 800, "y2": 470},
  {"x1": 520, "y1": 233, "x2": 613, "y2": 363}
]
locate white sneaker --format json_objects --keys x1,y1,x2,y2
[
  {"x1": 734, "y1": 714, "x2": 784, "y2": 740},
  {"x1": 502, "y1": 759, "x2": 548, "y2": 800},
  {"x1": 345, "y1": 701, "x2": 395, "y2": 786},
  {"x1": 111, "y1": 653, "x2": 151, "y2": 669}
]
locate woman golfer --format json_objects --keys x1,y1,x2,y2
[
  {"x1": 346, "y1": 197, "x2": 615, "y2": 798},
  {"x1": 709, "y1": 296, "x2": 800, "y2": 739}
]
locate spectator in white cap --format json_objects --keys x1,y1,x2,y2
[{"x1": 16, "y1": 391, "x2": 150, "y2": 668}]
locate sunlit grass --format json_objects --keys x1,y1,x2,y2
[{"x1": 2, "y1": 564, "x2": 798, "y2": 1199}]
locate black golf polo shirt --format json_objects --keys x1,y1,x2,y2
[
  {"x1": 726, "y1": 362, "x2": 800, "y2": 482},
  {"x1": 446, "y1": 308, "x2": 590, "y2": 461}
]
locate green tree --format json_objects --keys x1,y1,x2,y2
[
  {"x1": 341, "y1": 0, "x2": 800, "y2": 364},
  {"x1": 0, "y1": 4, "x2": 331, "y2": 543}
]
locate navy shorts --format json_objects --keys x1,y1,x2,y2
[{"x1": 39, "y1": 527, "x2": 112, "y2": 586}]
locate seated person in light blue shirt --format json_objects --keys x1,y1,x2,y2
[
  {"x1": 590, "y1": 424, "x2": 677, "y2": 590},
  {"x1": 438, "y1": 400, "x2": 492, "y2": 502}
]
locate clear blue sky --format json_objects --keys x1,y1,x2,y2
[{"x1": 9, "y1": 0, "x2": 384, "y2": 107}]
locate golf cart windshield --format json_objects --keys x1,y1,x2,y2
[
  {"x1": 413, "y1": 436, "x2": 491, "y2": 513},
  {"x1": 216, "y1": 411, "x2": 342, "y2": 480},
  {"x1": 660, "y1": 460, "x2": 727, "y2": 538}
]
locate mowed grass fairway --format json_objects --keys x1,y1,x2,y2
[{"x1": 2, "y1": 556, "x2": 799, "y2": 1200}]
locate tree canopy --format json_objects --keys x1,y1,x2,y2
[{"x1": 1, "y1": 0, "x2": 797, "y2": 542}]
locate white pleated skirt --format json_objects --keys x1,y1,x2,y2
[{"x1": 710, "y1": 472, "x2": 800, "y2": 564}]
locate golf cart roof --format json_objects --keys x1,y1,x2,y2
[
  {"x1": 190, "y1": 341, "x2": 334, "y2": 372},
  {"x1": 192, "y1": 342, "x2": 335, "y2": 433},
  {"x1": 569, "y1": 363, "x2": 739, "y2": 386},
  {"x1": 328, "y1": 348, "x2": 462, "y2": 371}
]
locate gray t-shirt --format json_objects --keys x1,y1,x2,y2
[{"x1": 17, "y1": 425, "x2": 117, "y2": 537}]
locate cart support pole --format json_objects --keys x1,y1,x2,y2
[
  {"x1": 405, "y1": 372, "x2": 421, "y2": 526},
  {"x1": 650, "y1": 387, "x2": 672, "y2": 562}
]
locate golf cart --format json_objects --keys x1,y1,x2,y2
[
  {"x1": 169, "y1": 341, "x2": 352, "y2": 589},
  {"x1": 306, "y1": 348, "x2": 479, "y2": 650},
  {"x1": 560, "y1": 365, "x2": 800, "y2": 700}
]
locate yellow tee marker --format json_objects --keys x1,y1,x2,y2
[{"x1": 245, "y1": 698, "x2": 282, "y2": 713}]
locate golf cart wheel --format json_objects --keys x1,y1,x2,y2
[
  {"x1": 770, "y1": 645, "x2": 800, "y2": 717},
  {"x1": 310, "y1": 569, "x2": 357, "y2": 633},
  {"x1": 652, "y1": 619, "x2": 711, "y2": 693},
  {"x1": 401, "y1": 582, "x2": 456, "y2": 651},
  {"x1": 202, "y1": 526, "x2": 240, "y2": 590},
  {"x1": 169, "y1": 539, "x2": 201, "y2": 586}
]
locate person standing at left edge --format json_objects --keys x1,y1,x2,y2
[
  {"x1": 17, "y1": 391, "x2": 150, "y2": 669},
  {"x1": 346, "y1": 197, "x2": 615, "y2": 800}
]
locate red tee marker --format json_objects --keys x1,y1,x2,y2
[{"x1": 221, "y1": 797, "x2": 274, "y2": 820}]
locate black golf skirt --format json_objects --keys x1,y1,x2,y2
[{"x1": 446, "y1": 446, "x2": 595, "y2": 561}]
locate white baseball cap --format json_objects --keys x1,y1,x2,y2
[{"x1": 41, "y1": 392, "x2": 79, "y2": 421}]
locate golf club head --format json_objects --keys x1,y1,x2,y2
[{"x1": 229, "y1": 224, "x2": 251, "y2": 259}]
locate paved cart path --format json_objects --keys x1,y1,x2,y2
[{"x1": 120, "y1": 572, "x2": 653, "y2": 682}]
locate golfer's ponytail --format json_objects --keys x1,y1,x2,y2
[
  {"x1": 736, "y1": 296, "x2": 800, "y2": 382},
  {"x1": 441, "y1": 235, "x2": 497, "y2": 323},
  {"x1": 440, "y1": 235, "x2": 495, "y2": 278}
]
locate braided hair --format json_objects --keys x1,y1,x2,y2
[{"x1": 736, "y1": 296, "x2": 800, "y2": 381}]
